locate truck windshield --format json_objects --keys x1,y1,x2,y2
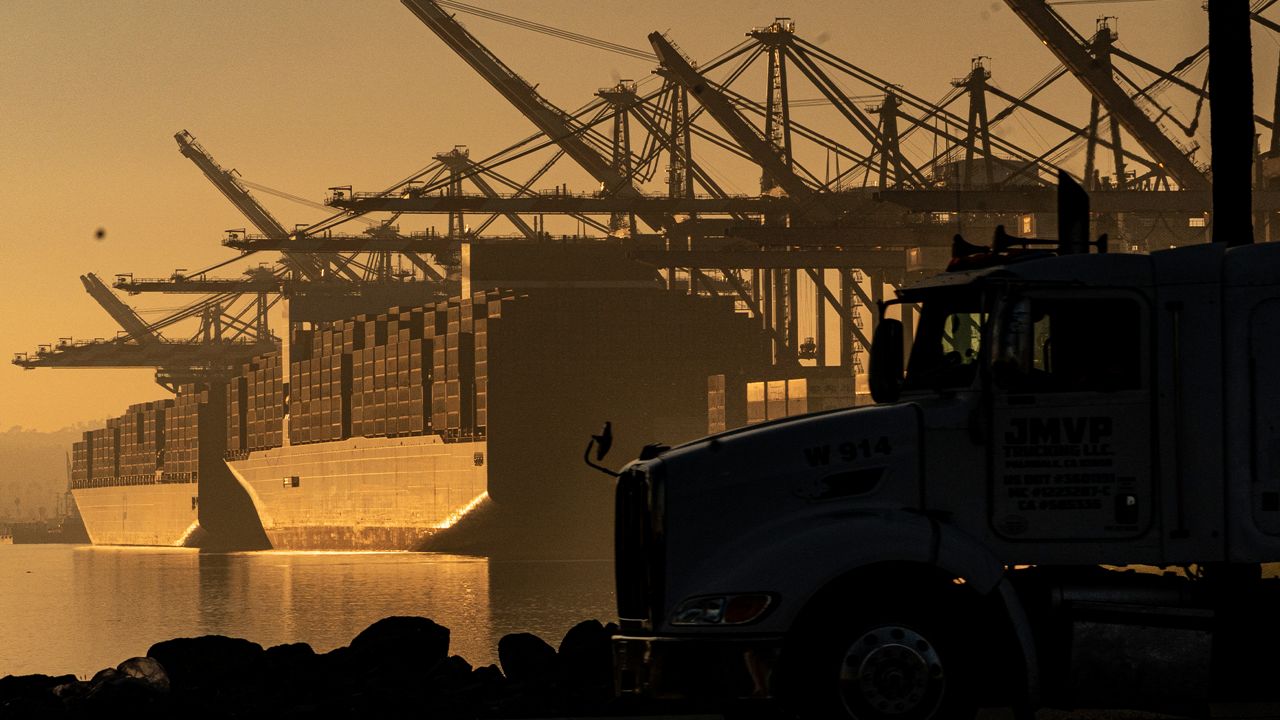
[{"x1": 903, "y1": 291, "x2": 985, "y2": 391}]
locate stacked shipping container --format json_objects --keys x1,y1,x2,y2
[
  {"x1": 713, "y1": 370, "x2": 861, "y2": 433},
  {"x1": 116, "y1": 400, "x2": 170, "y2": 482},
  {"x1": 329, "y1": 308, "x2": 427, "y2": 442},
  {"x1": 87, "y1": 426, "x2": 118, "y2": 485},
  {"x1": 227, "y1": 376, "x2": 246, "y2": 456},
  {"x1": 163, "y1": 384, "x2": 206, "y2": 482},
  {"x1": 71, "y1": 439, "x2": 90, "y2": 485},
  {"x1": 229, "y1": 295, "x2": 524, "y2": 453},
  {"x1": 386, "y1": 307, "x2": 427, "y2": 438},
  {"x1": 238, "y1": 353, "x2": 283, "y2": 451},
  {"x1": 350, "y1": 313, "x2": 389, "y2": 439},
  {"x1": 290, "y1": 322, "x2": 353, "y2": 445},
  {"x1": 69, "y1": 387, "x2": 204, "y2": 488},
  {"x1": 226, "y1": 288, "x2": 781, "y2": 472},
  {"x1": 433, "y1": 299, "x2": 476, "y2": 439}
]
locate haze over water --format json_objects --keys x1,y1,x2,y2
[{"x1": 0, "y1": 545, "x2": 614, "y2": 678}]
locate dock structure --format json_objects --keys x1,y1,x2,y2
[{"x1": 11, "y1": 2, "x2": 1274, "y2": 551}]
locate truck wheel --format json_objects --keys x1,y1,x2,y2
[{"x1": 782, "y1": 600, "x2": 978, "y2": 719}]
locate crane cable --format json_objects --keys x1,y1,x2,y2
[
  {"x1": 239, "y1": 180, "x2": 378, "y2": 226},
  {"x1": 436, "y1": 0, "x2": 657, "y2": 62}
]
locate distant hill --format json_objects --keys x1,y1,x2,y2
[{"x1": 0, "y1": 424, "x2": 97, "y2": 523}]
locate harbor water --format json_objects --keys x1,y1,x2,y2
[{"x1": 0, "y1": 544, "x2": 615, "y2": 678}]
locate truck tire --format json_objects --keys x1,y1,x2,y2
[{"x1": 780, "y1": 596, "x2": 979, "y2": 720}]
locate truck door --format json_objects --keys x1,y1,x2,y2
[
  {"x1": 1251, "y1": 299, "x2": 1280, "y2": 535},
  {"x1": 989, "y1": 293, "x2": 1154, "y2": 541}
]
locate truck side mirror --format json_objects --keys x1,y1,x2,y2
[
  {"x1": 869, "y1": 319, "x2": 904, "y2": 403},
  {"x1": 583, "y1": 421, "x2": 619, "y2": 478},
  {"x1": 592, "y1": 421, "x2": 613, "y2": 461}
]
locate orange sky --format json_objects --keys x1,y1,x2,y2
[{"x1": 0, "y1": 0, "x2": 1250, "y2": 431}]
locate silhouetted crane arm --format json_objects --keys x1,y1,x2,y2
[
  {"x1": 400, "y1": 253, "x2": 446, "y2": 282},
  {"x1": 1002, "y1": 0, "x2": 1209, "y2": 190},
  {"x1": 1253, "y1": 11, "x2": 1280, "y2": 34},
  {"x1": 648, "y1": 32, "x2": 838, "y2": 224},
  {"x1": 80, "y1": 273, "x2": 160, "y2": 344},
  {"x1": 982, "y1": 84, "x2": 1161, "y2": 172},
  {"x1": 12, "y1": 339, "x2": 268, "y2": 371},
  {"x1": 400, "y1": 0, "x2": 668, "y2": 231},
  {"x1": 116, "y1": 276, "x2": 287, "y2": 294},
  {"x1": 223, "y1": 232, "x2": 459, "y2": 254},
  {"x1": 465, "y1": 175, "x2": 537, "y2": 240},
  {"x1": 1104, "y1": 44, "x2": 1273, "y2": 131}
]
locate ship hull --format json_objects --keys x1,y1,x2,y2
[
  {"x1": 71, "y1": 483, "x2": 200, "y2": 546},
  {"x1": 225, "y1": 434, "x2": 487, "y2": 551}
]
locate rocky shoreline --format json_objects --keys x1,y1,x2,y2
[{"x1": 0, "y1": 616, "x2": 648, "y2": 719}]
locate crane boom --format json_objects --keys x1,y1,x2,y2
[
  {"x1": 80, "y1": 273, "x2": 159, "y2": 344},
  {"x1": 13, "y1": 339, "x2": 267, "y2": 371},
  {"x1": 175, "y1": 130, "x2": 328, "y2": 279},
  {"x1": 175, "y1": 130, "x2": 290, "y2": 238},
  {"x1": 400, "y1": 0, "x2": 667, "y2": 231},
  {"x1": 648, "y1": 32, "x2": 838, "y2": 224},
  {"x1": 1001, "y1": 0, "x2": 1209, "y2": 191}
]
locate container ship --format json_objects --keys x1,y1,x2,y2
[
  {"x1": 224, "y1": 285, "x2": 775, "y2": 552},
  {"x1": 70, "y1": 394, "x2": 203, "y2": 546},
  {"x1": 223, "y1": 298, "x2": 489, "y2": 551},
  {"x1": 68, "y1": 245, "x2": 790, "y2": 553}
]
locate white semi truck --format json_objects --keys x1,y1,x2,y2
[{"x1": 602, "y1": 185, "x2": 1280, "y2": 718}]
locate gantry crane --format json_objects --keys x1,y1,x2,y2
[
  {"x1": 15, "y1": 272, "x2": 275, "y2": 390},
  {"x1": 24, "y1": 2, "x2": 1267, "y2": 390},
  {"x1": 18, "y1": 130, "x2": 459, "y2": 384},
  {"x1": 335, "y1": 5, "x2": 1273, "y2": 366},
  {"x1": 649, "y1": 30, "x2": 840, "y2": 226}
]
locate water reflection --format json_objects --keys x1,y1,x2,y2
[
  {"x1": 194, "y1": 551, "x2": 495, "y2": 663},
  {"x1": 487, "y1": 559, "x2": 616, "y2": 653},
  {"x1": 0, "y1": 545, "x2": 614, "y2": 678}
]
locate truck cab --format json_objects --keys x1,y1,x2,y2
[{"x1": 612, "y1": 232, "x2": 1280, "y2": 718}]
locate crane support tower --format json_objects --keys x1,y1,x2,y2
[{"x1": 648, "y1": 31, "x2": 839, "y2": 225}]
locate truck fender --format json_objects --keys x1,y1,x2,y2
[
  {"x1": 665, "y1": 511, "x2": 1039, "y2": 702},
  {"x1": 933, "y1": 518, "x2": 1041, "y2": 704},
  {"x1": 995, "y1": 574, "x2": 1041, "y2": 707}
]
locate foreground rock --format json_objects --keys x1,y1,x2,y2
[{"x1": 0, "y1": 617, "x2": 625, "y2": 719}]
